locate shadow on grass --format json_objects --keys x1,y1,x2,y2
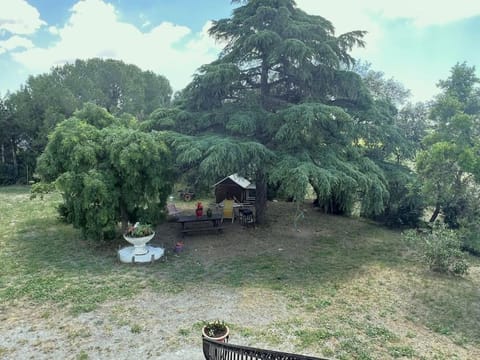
[{"x1": 160, "y1": 217, "x2": 408, "y2": 291}]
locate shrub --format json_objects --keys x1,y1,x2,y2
[
  {"x1": 370, "y1": 164, "x2": 425, "y2": 228},
  {"x1": 403, "y1": 223, "x2": 469, "y2": 275},
  {"x1": 459, "y1": 222, "x2": 480, "y2": 256},
  {"x1": 0, "y1": 163, "x2": 16, "y2": 185},
  {"x1": 457, "y1": 190, "x2": 480, "y2": 256}
]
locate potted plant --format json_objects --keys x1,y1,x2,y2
[
  {"x1": 123, "y1": 223, "x2": 155, "y2": 255},
  {"x1": 202, "y1": 320, "x2": 229, "y2": 342}
]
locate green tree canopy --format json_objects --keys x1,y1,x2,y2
[
  {"x1": 152, "y1": 0, "x2": 390, "y2": 223},
  {"x1": 417, "y1": 62, "x2": 480, "y2": 226},
  {"x1": 0, "y1": 58, "x2": 172, "y2": 185},
  {"x1": 36, "y1": 104, "x2": 174, "y2": 240}
]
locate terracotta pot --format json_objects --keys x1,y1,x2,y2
[
  {"x1": 174, "y1": 242, "x2": 184, "y2": 253},
  {"x1": 202, "y1": 325, "x2": 229, "y2": 342}
]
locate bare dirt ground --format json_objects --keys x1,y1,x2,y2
[{"x1": 1, "y1": 284, "x2": 294, "y2": 360}]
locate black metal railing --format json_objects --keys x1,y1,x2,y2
[{"x1": 203, "y1": 338, "x2": 330, "y2": 360}]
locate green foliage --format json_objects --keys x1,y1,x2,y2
[
  {"x1": 36, "y1": 104, "x2": 174, "y2": 240},
  {"x1": 457, "y1": 190, "x2": 480, "y2": 255},
  {"x1": 396, "y1": 102, "x2": 428, "y2": 154},
  {"x1": 160, "y1": 132, "x2": 274, "y2": 188},
  {"x1": 354, "y1": 61, "x2": 411, "y2": 106},
  {"x1": 72, "y1": 103, "x2": 120, "y2": 128},
  {"x1": 403, "y1": 224, "x2": 469, "y2": 275},
  {"x1": 30, "y1": 182, "x2": 56, "y2": 200},
  {"x1": 417, "y1": 62, "x2": 480, "y2": 225},
  {"x1": 124, "y1": 223, "x2": 154, "y2": 237},
  {"x1": 0, "y1": 164, "x2": 16, "y2": 185},
  {"x1": 186, "y1": 63, "x2": 242, "y2": 110},
  {"x1": 372, "y1": 163, "x2": 424, "y2": 227},
  {"x1": 226, "y1": 111, "x2": 257, "y2": 136},
  {"x1": 459, "y1": 224, "x2": 480, "y2": 256},
  {"x1": 57, "y1": 58, "x2": 172, "y2": 117},
  {"x1": 140, "y1": 107, "x2": 180, "y2": 132},
  {"x1": 202, "y1": 320, "x2": 228, "y2": 338},
  {"x1": 166, "y1": 0, "x2": 381, "y2": 224},
  {"x1": 0, "y1": 58, "x2": 172, "y2": 185}
]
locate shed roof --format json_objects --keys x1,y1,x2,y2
[{"x1": 213, "y1": 173, "x2": 255, "y2": 189}]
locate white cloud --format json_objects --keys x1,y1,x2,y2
[
  {"x1": 0, "y1": 35, "x2": 34, "y2": 52},
  {"x1": 359, "y1": 0, "x2": 480, "y2": 27},
  {"x1": 11, "y1": 0, "x2": 222, "y2": 91},
  {"x1": 296, "y1": 1, "x2": 383, "y2": 59},
  {"x1": 297, "y1": 0, "x2": 480, "y2": 29},
  {"x1": 0, "y1": 0, "x2": 45, "y2": 35},
  {"x1": 48, "y1": 26, "x2": 59, "y2": 35},
  {"x1": 295, "y1": 0, "x2": 480, "y2": 102},
  {"x1": 296, "y1": 0, "x2": 480, "y2": 59}
]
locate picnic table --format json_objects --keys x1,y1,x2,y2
[{"x1": 177, "y1": 214, "x2": 223, "y2": 237}]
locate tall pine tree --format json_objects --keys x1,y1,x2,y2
[{"x1": 154, "y1": 0, "x2": 389, "y2": 223}]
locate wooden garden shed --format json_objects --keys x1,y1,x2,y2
[{"x1": 213, "y1": 174, "x2": 256, "y2": 204}]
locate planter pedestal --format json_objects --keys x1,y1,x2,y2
[
  {"x1": 118, "y1": 232, "x2": 164, "y2": 263},
  {"x1": 118, "y1": 245, "x2": 164, "y2": 263}
]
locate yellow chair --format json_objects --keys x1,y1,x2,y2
[{"x1": 222, "y1": 200, "x2": 234, "y2": 223}]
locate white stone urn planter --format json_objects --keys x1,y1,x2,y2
[
  {"x1": 118, "y1": 224, "x2": 164, "y2": 263},
  {"x1": 123, "y1": 232, "x2": 155, "y2": 255}
]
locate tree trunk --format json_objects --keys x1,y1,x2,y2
[
  {"x1": 260, "y1": 59, "x2": 269, "y2": 108},
  {"x1": 429, "y1": 203, "x2": 441, "y2": 223},
  {"x1": 120, "y1": 204, "x2": 129, "y2": 232},
  {"x1": 1, "y1": 143, "x2": 4, "y2": 163},
  {"x1": 255, "y1": 170, "x2": 268, "y2": 225},
  {"x1": 11, "y1": 138, "x2": 18, "y2": 179}
]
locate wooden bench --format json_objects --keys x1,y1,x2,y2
[
  {"x1": 181, "y1": 226, "x2": 224, "y2": 236},
  {"x1": 177, "y1": 214, "x2": 223, "y2": 237}
]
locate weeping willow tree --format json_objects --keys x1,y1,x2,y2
[
  {"x1": 36, "y1": 104, "x2": 174, "y2": 240},
  {"x1": 151, "y1": 0, "x2": 389, "y2": 223}
]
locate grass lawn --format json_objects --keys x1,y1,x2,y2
[{"x1": 0, "y1": 186, "x2": 479, "y2": 359}]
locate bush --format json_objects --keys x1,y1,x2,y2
[
  {"x1": 0, "y1": 163, "x2": 16, "y2": 185},
  {"x1": 457, "y1": 190, "x2": 480, "y2": 256},
  {"x1": 403, "y1": 223, "x2": 469, "y2": 275},
  {"x1": 371, "y1": 164, "x2": 425, "y2": 228},
  {"x1": 459, "y1": 222, "x2": 480, "y2": 256}
]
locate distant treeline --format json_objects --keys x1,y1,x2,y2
[{"x1": 0, "y1": 58, "x2": 172, "y2": 184}]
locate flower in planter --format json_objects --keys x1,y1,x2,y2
[
  {"x1": 124, "y1": 223, "x2": 154, "y2": 237},
  {"x1": 202, "y1": 320, "x2": 228, "y2": 338}
]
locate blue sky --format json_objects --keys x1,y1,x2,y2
[{"x1": 1, "y1": 0, "x2": 479, "y2": 103}]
